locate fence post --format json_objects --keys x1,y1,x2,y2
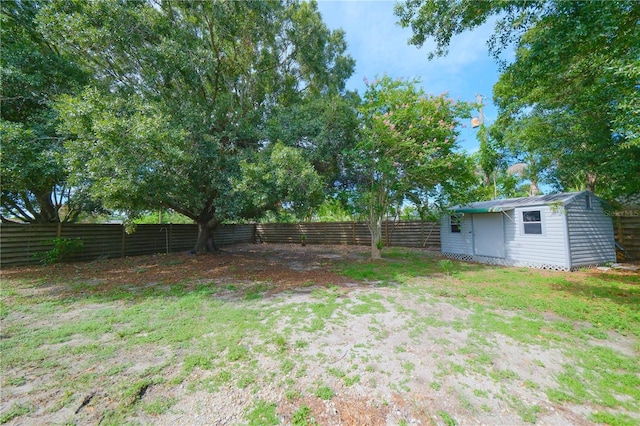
[
  {"x1": 352, "y1": 221, "x2": 356, "y2": 245},
  {"x1": 385, "y1": 220, "x2": 390, "y2": 248},
  {"x1": 169, "y1": 223, "x2": 173, "y2": 253},
  {"x1": 121, "y1": 225, "x2": 126, "y2": 258}
]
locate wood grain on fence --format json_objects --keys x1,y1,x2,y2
[
  {"x1": 255, "y1": 220, "x2": 440, "y2": 249},
  {"x1": 0, "y1": 223, "x2": 254, "y2": 266},
  {"x1": 615, "y1": 214, "x2": 640, "y2": 261}
]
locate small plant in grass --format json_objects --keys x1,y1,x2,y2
[
  {"x1": 143, "y1": 396, "x2": 178, "y2": 415},
  {"x1": 438, "y1": 259, "x2": 454, "y2": 276},
  {"x1": 246, "y1": 400, "x2": 279, "y2": 426},
  {"x1": 281, "y1": 359, "x2": 295, "y2": 374},
  {"x1": 589, "y1": 411, "x2": 638, "y2": 426},
  {"x1": 344, "y1": 374, "x2": 360, "y2": 386},
  {"x1": 292, "y1": 405, "x2": 318, "y2": 426},
  {"x1": 437, "y1": 410, "x2": 458, "y2": 426},
  {"x1": 314, "y1": 385, "x2": 334, "y2": 400},
  {"x1": 6, "y1": 376, "x2": 27, "y2": 386},
  {"x1": 0, "y1": 403, "x2": 32, "y2": 423},
  {"x1": 183, "y1": 353, "x2": 213, "y2": 372},
  {"x1": 286, "y1": 389, "x2": 302, "y2": 401},
  {"x1": 35, "y1": 237, "x2": 84, "y2": 265}
]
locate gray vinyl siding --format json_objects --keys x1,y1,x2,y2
[
  {"x1": 440, "y1": 214, "x2": 473, "y2": 255},
  {"x1": 504, "y1": 207, "x2": 569, "y2": 268},
  {"x1": 566, "y1": 193, "x2": 615, "y2": 267}
]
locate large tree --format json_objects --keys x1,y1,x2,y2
[
  {"x1": 0, "y1": 0, "x2": 95, "y2": 223},
  {"x1": 42, "y1": 0, "x2": 354, "y2": 251},
  {"x1": 349, "y1": 76, "x2": 473, "y2": 259},
  {"x1": 395, "y1": 0, "x2": 640, "y2": 199}
]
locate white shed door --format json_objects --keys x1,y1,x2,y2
[{"x1": 473, "y1": 214, "x2": 505, "y2": 258}]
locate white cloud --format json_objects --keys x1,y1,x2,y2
[{"x1": 317, "y1": 0, "x2": 503, "y2": 152}]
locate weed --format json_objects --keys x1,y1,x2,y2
[
  {"x1": 489, "y1": 369, "x2": 520, "y2": 382},
  {"x1": 294, "y1": 339, "x2": 308, "y2": 349},
  {"x1": 183, "y1": 353, "x2": 214, "y2": 372},
  {"x1": 226, "y1": 344, "x2": 249, "y2": 362},
  {"x1": 5, "y1": 376, "x2": 27, "y2": 386},
  {"x1": 401, "y1": 361, "x2": 415, "y2": 374},
  {"x1": 281, "y1": 359, "x2": 295, "y2": 374},
  {"x1": 314, "y1": 385, "x2": 334, "y2": 400},
  {"x1": 292, "y1": 405, "x2": 317, "y2": 426},
  {"x1": 344, "y1": 374, "x2": 360, "y2": 386},
  {"x1": 438, "y1": 259, "x2": 454, "y2": 276},
  {"x1": 437, "y1": 410, "x2": 457, "y2": 426},
  {"x1": 246, "y1": 400, "x2": 279, "y2": 426},
  {"x1": 35, "y1": 238, "x2": 83, "y2": 265},
  {"x1": 0, "y1": 403, "x2": 32, "y2": 423},
  {"x1": 589, "y1": 411, "x2": 638, "y2": 426},
  {"x1": 142, "y1": 396, "x2": 178, "y2": 415},
  {"x1": 473, "y1": 389, "x2": 489, "y2": 398}
]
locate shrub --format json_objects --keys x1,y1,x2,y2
[{"x1": 36, "y1": 238, "x2": 84, "y2": 265}]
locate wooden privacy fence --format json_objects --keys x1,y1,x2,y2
[
  {"x1": 1, "y1": 220, "x2": 440, "y2": 267},
  {"x1": 256, "y1": 220, "x2": 440, "y2": 250},
  {"x1": 614, "y1": 213, "x2": 640, "y2": 261},
  {"x1": 0, "y1": 223, "x2": 255, "y2": 267}
]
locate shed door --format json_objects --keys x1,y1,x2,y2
[{"x1": 473, "y1": 213, "x2": 505, "y2": 258}]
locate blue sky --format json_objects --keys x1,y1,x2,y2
[{"x1": 316, "y1": 0, "x2": 502, "y2": 153}]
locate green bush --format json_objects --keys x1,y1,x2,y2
[{"x1": 36, "y1": 238, "x2": 84, "y2": 265}]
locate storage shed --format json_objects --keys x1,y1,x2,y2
[{"x1": 440, "y1": 191, "x2": 615, "y2": 271}]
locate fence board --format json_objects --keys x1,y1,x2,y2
[
  {"x1": 6, "y1": 216, "x2": 637, "y2": 267},
  {"x1": 615, "y1": 213, "x2": 640, "y2": 261},
  {"x1": 255, "y1": 221, "x2": 439, "y2": 249}
]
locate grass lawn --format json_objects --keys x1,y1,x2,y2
[{"x1": 1, "y1": 245, "x2": 638, "y2": 425}]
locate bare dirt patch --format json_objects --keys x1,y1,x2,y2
[{"x1": 1, "y1": 244, "x2": 365, "y2": 296}]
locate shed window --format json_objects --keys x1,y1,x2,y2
[
  {"x1": 585, "y1": 194, "x2": 592, "y2": 210},
  {"x1": 523, "y1": 210, "x2": 542, "y2": 234},
  {"x1": 450, "y1": 215, "x2": 461, "y2": 233}
]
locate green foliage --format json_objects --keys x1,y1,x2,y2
[
  {"x1": 349, "y1": 75, "x2": 473, "y2": 257},
  {"x1": 314, "y1": 199, "x2": 353, "y2": 222},
  {"x1": 234, "y1": 143, "x2": 325, "y2": 221},
  {"x1": 246, "y1": 400, "x2": 279, "y2": 426},
  {"x1": 133, "y1": 210, "x2": 193, "y2": 225},
  {"x1": 0, "y1": 0, "x2": 97, "y2": 223},
  {"x1": 292, "y1": 405, "x2": 317, "y2": 426},
  {"x1": 313, "y1": 385, "x2": 334, "y2": 400},
  {"x1": 0, "y1": 403, "x2": 32, "y2": 424},
  {"x1": 395, "y1": 0, "x2": 640, "y2": 199},
  {"x1": 42, "y1": 0, "x2": 354, "y2": 250},
  {"x1": 36, "y1": 237, "x2": 83, "y2": 265},
  {"x1": 438, "y1": 259, "x2": 454, "y2": 276},
  {"x1": 437, "y1": 410, "x2": 458, "y2": 426}
]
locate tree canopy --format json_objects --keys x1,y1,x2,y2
[
  {"x1": 396, "y1": 0, "x2": 640, "y2": 200},
  {"x1": 40, "y1": 0, "x2": 355, "y2": 251},
  {"x1": 348, "y1": 76, "x2": 474, "y2": 258},
  {"x1": 0, "y1": 0, "x2": 96, "y2": 223}
]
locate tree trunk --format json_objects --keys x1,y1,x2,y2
[
  {"x1": 529, "y1": 180, "x2": 540, "y2": 196},
  {"x1": 193, "y1": 219, "x2": 219, "y2": 253},
  {"x1": 369, "y1": 216, "x2": 383, "y2": 260},
  {"x1": 585, "y1": 172, "x2": 597, "y2": 193}
]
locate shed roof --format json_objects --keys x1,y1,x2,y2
[{"x1": 451, "y1": 191, "x2": 590, "y2": 213}]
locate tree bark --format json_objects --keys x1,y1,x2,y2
[
  {"x1": 369, "y1": 216, "x2": 383, "y2": 260},
  {"x1": 193, "y1": 218, "x2": 220, "y2": 253}
]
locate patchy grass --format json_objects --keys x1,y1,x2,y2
[{"x1": 1, "y1": 245, "x2": 638, "y2": 425}]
